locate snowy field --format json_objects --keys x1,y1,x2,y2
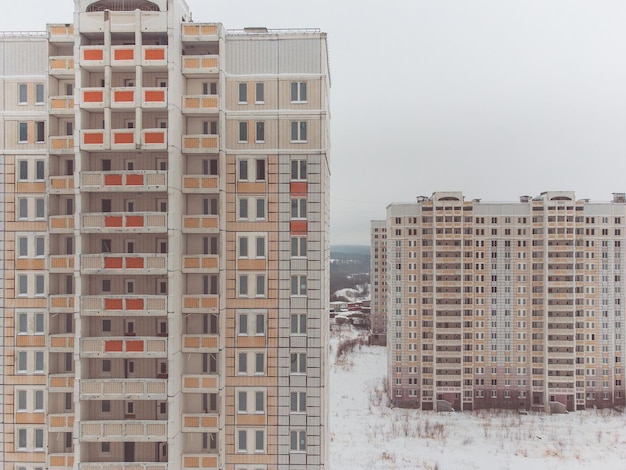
[{"x1": 329, "y1": 327, "x2": 626, "y2": 470}]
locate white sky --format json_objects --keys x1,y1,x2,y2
[{"x1": 3, "y1": 0, "x2": 626, "y2": 245}]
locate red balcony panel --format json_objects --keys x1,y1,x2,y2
[
  {"x1": 105, "y1": 298, "x2": 123, "y2": 310},
  {"x1": 104, "y1": 216, "x2": 123, "y2": 227},
  {"x1": 83, "y1": 133, "x2": 104, "y2": 145},
  {"x1": 83, "y1": 49, "x2": 103, "y2": 61},
  {"x1": 104, "y1": 257, "x2": 123, "y2": 269},
  {"x1": 105, "y1": 340, "x2": 123, "y2": 352},
  {"x1": 126, "y1": 298, "x2": 144, "y2": 310},
  {"x1": 145, "y1": 48, "x2": 165, "y2": 60},
  {"x1": 290, "y1": 220, "x2": 308, "y2": 234},
  {"x1": 83, "y1": 91, "x2": 104, "y2": 103},
  {"x1": 114, "y1": 49, "x2": 134, "y2": 61},
  {"x1": 125, "y1": 174, "x2": 144, "y2": 186},
  {"x1": 114, "y1": 90, "x2": 134, "y2": 102},
  {"x1": 126, "y1": 340, "x2": 144, "y2": 352},
  {"x1": 144, "y1": 131, "x2": 165, "y2": 144},
  {"x1": 126, "y1": 216, "x2": 144, "y2": 227},
  {"x1": 290, "y1": 182, "x2": 308, "y2": 195},
  {"x1": 145, "y1": 90, "x2": 165, "y2": 102},
  {"x1": 126, "y1": 257, "x2": 144, "y2": 269},
  {"x1": 104, "y1": 174, "x2": 123, "y2": 186},
  {"x1": 114, "y1": 132, "x2": 134, "y2": 144}
]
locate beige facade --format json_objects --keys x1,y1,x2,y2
[
  {"x1": 378, "y1": 192, "x2": 626, "y2": 412},
  {"x1": 1, "y1": 1, "x2": 330, "y2": 469}
]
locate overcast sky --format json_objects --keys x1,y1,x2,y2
[{"x1": 3, "y1": 0, "x2": 626, "y2": 245}]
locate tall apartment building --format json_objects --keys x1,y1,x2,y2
[
  {"x1": 370, "y1": 220, "x2": 387, "y2": 345},
  {"x1": 376, "y1": 191, "x2": 626, "y2": 412},
  {"x1": 1, "y1": 1, "x2": 330, "y2": 469}
]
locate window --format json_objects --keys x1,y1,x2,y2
[
  {"x1": 254, "y1": 82, "x2": 265, "y2": 103},
  {"x1": 256, "y1": 159, "x2": 265, "y2": 180},
  {"x1": 201, "y1": 353, "x2": 217, "y2": 373},
  {"x1": 17, "y1": 390, "x2": 27, "y2": 411},
  {"x1": 290, "y1": 430, "x2": 306, "y2": 452},
  {"x1": 36, "y1": 198, "x2": 45, "y2": 219},
  {"x1": 18, "y1": 237, "x2": 28, "y2": 257},
  {"x1": 238, "y1": 197, "x2": 266, "y2": 221},
  {"x1": 202, "y1": 432, "x2": 217, "y2": 450},
  {"x1": 255, "y1": 430, "x2": 264, "y2": 452},
  {"x1": 239, "y1": 312, "x2": 266, "y2": 336},
  {"x1": 290, "y1": 82, "x2": 307, "y2": 102},
  {"x1": 290, "y1": 391, "x2": 306, "y2": 412},
  {"x1": 35, "y1": 351, "x2": 44, "y2": 372},
  {"x1": 202, "y1": 158, "x2": 218, "y2": 176},
  {"x1": 18, "y1": 275, "x2": 27, "y2": 296},
  {"x1": 291, "y1": 313, "x2": 307, "y2": 335},
  {"x1": 18, "y1": 428, "x2": 27, "y2": 449},
  {"x1": 238, "y1": 83, "x2": 247, "y2": 103},
  {"x1": 35, "y1": 84, "x2": 44, "y2": 104},
  {"x1": 291, "y1": 275, "x2": 307, "y2": 296},
  {"x1": 19, "y1": 122, "x2": 28, "y2": 142},
  {"x1": 256, "y1": 275, "x2": 265, "y2": 297},
  {"x1": 18, "y1": 313, "x2": 27, "y2": 334},
  {"x1": 290, "y1": 352, "x2": 306, "y2": 374},
  {"x1": 239, "y1": 121, "x2": 248, "y2": 142},
  {"x1": 35, "y1": 275, "x2": 45, "y2": 296},
  {"x1": 18, "y1": 199, "x2": 28, "y2": 219},
  {"x1": 291, "y1": 198, "x2": 307, "y2": 218},
  {"x1": 101, "y1": 442, "x2": 111, "y2": 453},
  {"x1": 19, "y1": 84, "x2": 28, "y2": 104},
  {"x1": 17, "y1": 351, "x2": 27, "y2": 373},
  {"x1": 36, "y1": 121, "x2": 45, "y2": 143},
  {"x1": 35, "y1": 313, "x2": 44, "y2": 334},
  {"x1": 202, "y1": 120, "x2": 217, "y2": 135},
  {"x1": 35, "y1": 237, "x2": 45, "y2": 257},
  {"x1": 238, "y1": 158, "x2": 266, "y2": 181},
  {"x1": 36, "y1": 161, "x2": 44, "y2": 180},
  {"x1": 239, "y1": 275, "x2": 248, "y2": 297},
  {"x1": 102, "y1": 359, "x2": 111, "y2": 372},
  {"x1": 237, "y1": 430, "x2": 247, "y2": 452},
  {"x1": 34, "y1": 390, "x2": 44, "y2": 411},
  {"x1": 291, "y1": 159, "x2": 307, "y2": 180},
  {"x1": 291, "y1": 237, "x2": 307, "y2": 257},
  {"x1": 255, "y1": 121, "x2": 265, "y2": 142},
  {"x1": 290, "y1": 121, "x2": 307, "y2": 142},
  {"x1": 18, "y1": 161, "x2": 28, "y2": 180}
]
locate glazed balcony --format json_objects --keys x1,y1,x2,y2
[
  {"x1": 182, "y1": 175, "x2": 219, "y2": 193},
  {"x1": 182, "y1": 55, "x2": 219, "y2": 76},
  {"x1": 49, "y1": 255, "x2": 75, "y2": 273},
  {"x1": 49, "y1": 136, "x2": 75, "y2": 154},
  {"x1": 49, "y1": 295, "x2": 75, "y2": 313},
  {"x1": 182, "y1": 414, "x2": 218, "y2": 432},
  {"x1": 182, "y1": 255, "x2": 219, "y2": 273},
  {"x1": 80, "y1": 337, "x2": 167, "y2": 358},
  {"x1": 183, "y1": 455, "x2": 218, "y2": 470},
  {"x1": 81, "y1": 253, "x2": 167, "y2": 275},
  {"x1": 50, "y1": 96, "x2": 75, "y2": 114},
  {"x1": 182, "y1": 95, "x2": 218, "y2": 114},
  {"x1": 182, "y1": 375, "x2": 219, "y2": 393},
  {"x1": 80, "y1": 464, "x2": 167, "y2": 470},
  {"x1": 182, "y1": 215, "x2": 218, "y2": 233},
  {"x1": 80, "y1": 379, "x2": 167, "y2": 400},
  {"x1": 48, "y1": 24, "x2": 74, "y2": 42},
  {"x1": 49, "y1": 56, "x2": 74, "y2": 77},
  {"x1": 81, "y1": 212, "x2": 167, "y2": 233},
  {"x1": 49, "y1": 334, "x2": 75, "y2": 353},
  {"x1": 49, "y1": 413, "x2": 74, "y2": 431},
  {"x1": 81, "y1": 295, "x2": 167, "y2": 317},
  {"x1": 49, "y1": 215, "x2": 75, "y2": 233},
  {"x1": 182, "y1": 134, "x2": 219, "y2": 153},
  {"x1": 49, "y1": 374, "x2": 74, "y2": 392},
  {"x1": 182, "y1": 335, "x2": 219, "y2": 352},
  {"x1": 181, "y1": 23, "x2": 219, "y2": 42},
  {"x1": 182, "y1": 295, "x2": 218, "y2": 313},
  {"x1": 49, "y1": 453, "x2": 75, "y2": 470},
  {"x1": 49, "y1": 175, "x2": 75, "y2": 194},
  {"x1": 80, "y1": 420, "x2": 167, "y2": 442},
  {"x1": 81, "y1": 171, "x2": 167, "y2": 192}
]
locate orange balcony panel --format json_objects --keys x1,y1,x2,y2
[
  {"x1": 145, "y1": 48, "x2": 165, "y2": 60},
  {"x1": 105, "y1": 340, "x2": 123, "y2": 352},
  {"x1": 184, "y1": 377, "x2": 199, "y2": 388},
  {"x1": 185, "y1": 337, "x2": 200, "y2": 348},
  {"x1": 145, "y1": 131, "x2": 166, "y2": 144},
  {"x1": 126, "y1": 257, "x2": 144, "y2": 269},
  {"x1": 114, "y1": 132, "x2": 134, "y2": 144},
  {"x1": 83, "y1": 49, "x2": 103, "y2": 61},
  {"x1": 126, "y1": 174, "x2": 144, "y2": 186},
  {"x1": 114, "y1": 49, "x2": 134, "y2": 61},
  {"x1": 145, "y1": 90, "x2": 165, "y2": 102},
  {"x1": 105, "y1": 298, "x2": 123, "y2": 310},
  {"x1": 114, "y1": 90, "x2": 134, "y2": 102},
  {"x1": 291, "y1": 182, "x2": 308, "y2": 195},
  {"x1": 126, "y1": 216, "x2": 144, "y2": 227},
  {"x1": 83, "y1": 90, "x2": 103, "y2": 102},
  {"x1": 126, "y1": 298, "x2": 144, "y2": 310},
  {"x1": 104, "y1": 174, "x2": 123, "y2": 186},
  {"x1": 105, "y1": 257, "x2": 123, "y2": 269},
  {"x1": 84, "y1": 132, "x2": 104, "y2": 145},
  {"x1": 104, "y1": 216, "x2": 123, "y2": 227},
  {"x1": 291, "y1": 220, "x2": 308, "y2": 234},
  {"x1": 126, "y1": 340, "x2": 144, "y2": 352}
]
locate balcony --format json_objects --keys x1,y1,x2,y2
[
  {"x1": 80, "y1": 379, "x2": 167, "y2": 400},
  {"x1": 80, "y1": 420, "x2": 167, "y2": 442},
  {"x1": 50, "y1": 295, "x2": 75, "y2": 313},
  {"x1": 182, "y1": 175, "x2": 219, "y2": 193},
  {"x1": 50, "y1": 96, "x2": 75, "y2": 114},
  {"x1": 81, "y1": 253, "x2": 167, "y2": 275},
  {"x1": 80, "y1": 46, "x2": 105, "y2": 69},
  {"x1": 81, "y1": 129, "x2": 107, "y2": 150},
  {"x1": 111, "y1": 129, "x2": 137, "y2": 150},
  {"x1": 111, "y1": 45, "x2": 137, "y2": 68},
  {"x1": 182, "y1": 414, "x2": 218, "y2": 432},
  {"x1": 183, "y1": 455, "x2": 218, "y2": 470},
  {"x1": 49, "y1": 453, "x2": 75, "y2": 470},
  {"x1": 142, "y1": 46, "x2": 167, "y2": 68},
  {"x1": 182, "y1": 95, "x2": 218, "y2": 114},
  {"x1": 80, "y1": 464, "x2": 167, "y2": 470},
  {"x1": 182, "y1": 255, "x2": 218, "y2": 273},
  {"x1": 49, "y1": 215, "x2": 75, "y2": 233},
  {"x1": 49, "y1": 136, "x2": 75, "y2": 154},
  {"x1": 142, "y1": 129, "x2": 168, "y2": 149},
  {"x1": 81, "y1": 87, "x2": 106, "y2": 109},
  {"x1": 80, "y1": 129, "x2": 168, "y2": 151},
  {"x1": 49, "y1": 56, "x2": 74, "y2": 76},
  {"x1": 80, "y1": 337, "x2": 167, "y2": 358},
  {"x1": 182, "y1": 135, "x2": 218, "y2": 153},
  {"x1": 182, "y1": 23, "x2": 219, "y2": 42},
  {"x1": 49, "y1": 413, "x2": 74, "y2": 431},
  {"x1": 182, "y1": 215, "x2": 218, "y2": 233},
  {"x1": 81, "y1": 295, "x2": 167, "y2": 317},
  {"x1": 49, "y1": 176, "x2": 74, "y2": 194},
  {"x1": 182, "y1": 335, "x2": 218, "y2": 352},
  {"x1": 49, "y1": 335, "x2": 75, "y2": 352},
  {"x1": 81, "y1": 171, "x2": 167, "y2": 192},
  {"x1": 143, "y1": 87, "x2": 167, "y2": 108},
  {"x1": 111, "y1": 87, "x2": 136, "y2": 109},
  {"x1": 182, "y1": 295, "x2": 218, "y2": 313},
  {"x1": 50, "y1": 255, "x2": 75, "y2": 272},
  {"x1": 182, "y1": 55, "x2": 219, "y2": 76},
  {"x1": 182, "y1": 375, "x2": 219, "y2": 392},
  {"x1": 81, "y1": 212, "x2": 167, "y2": 233},
  {"x1": 48, "y1": 374, "x2": 74, "y2": 392},
  {"x1": 48, "y1": 24, "x2": 74, "y2": 42}
]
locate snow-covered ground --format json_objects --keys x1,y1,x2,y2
[{"x1": 329, "y1": 327, "x2": 626, "y2": 470}]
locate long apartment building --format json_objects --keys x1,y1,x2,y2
[
  {"x1": 374, "y1": 191, "x2": 626, "y2": 412},
  {"x1": 1, "y1": 1, "x2": 330, "y2": 469}
]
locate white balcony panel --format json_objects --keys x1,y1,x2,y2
[
  {"x1": 80, "y1": 420, "x2": 167, "y2": 441},
  {"x1": 80, "y1": 379, "x2": 167, "y2": 400}
]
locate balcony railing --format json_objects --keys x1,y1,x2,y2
[
  {"x1": 48, "y1": 24, "x2": 74, "y2": 42},
  {"x1": 142, "y1": 46, "x2": 167, "y2": 68},
  {"x1": 182, "y1": 335, "x2": 219, "y2": 352},
  {"x1": 182, "y1": 134, "x2": 218, "y2": 153},
  {"x1": 182, "y1": 215, "x2": 218, "y2": 233},
  {"x1": 182, "y1": 175, "x2": 218, "y2": 193},
  {"x1": 80, "y1": 129, "x2": 168, "y2": 151},
  {"x1": 49, "y1": 413, "x2": 74, "y2": 430},
  {"x1": 182, "y1": 414, "x2": 218, "y2": 432},
  {"x1": 49, "y1": 136, "x2": 75, "y2": 154},
  {"x1": 80, "y1": 337, "x2": 167, "y2": 358},
  {"x1": 81, "y1": 295, "x2": 167, "y2": 316},
  {"x1": 182, "y1": 95, "x2": 218, "y2": 114},
  {"x1": 80, "y1": 464, "x2": 167, "y2": 470},
  {"x1": 81, "y1": 87, "x2": 106, "y2": 108},
  {"x1": 81, "y1": 171, "x2": 167, "y2": 192},
  {"x1": 49, "y1": 335, "x2": 75, "y2": 352},
  {"x1": 182, "y1": 55, "x2": 219, "y2": 75},
  {"x1": 182, "y1": 375, "x2": 219, "y2": 392},
  {"x1": 49, "y1": 374, "x2": 74, "y2": 392},
  {"x1": 50, "y1": 295, "x2": 75, "y2": 313},
  {"x1": 181, "y1": 23, "x2": 219, "y2": 41},
  {"x1": 49, "y1": 216, "x2": 75, "y2": 233},
  {"x1": 143, "y1": 87, "x2": 167, "y2": 108},
  {"x1": 111, "y1": 87, "x2": 135, "y2": 108},
  {"x1": 49, "y1": 176, "x2": 74, "y2": 193},
  {"x1": 80, "y1": 420, "x2": 167, "y2": 441},
  {"x1": 81, "y1": 253, "x2": 167, "y2": 275},
  {"x1": 49, "y1": 56, "x2": 74, "y2": 76},
  {"x1": 49, "y1": 454, "x2": 75, "y2": 470},
  {"x1": 49, "y1": 255, "x2": 75, "y2": 272},
  {"x1": 81, "y1": 212, "x2": 167, "y2": 233},
  {"x1": 182, "y1": 455, "x2": 218, "y2": 470},
  {"x1": 182, "y1": 255, "x2": 219, "y2": 273},
  {"x1": 50, "y1": 96, "x2": 75, "y2": 114},
  {"x1": 80, "y1": 46, "x2": 105, "y2": 68},
  {"x1": 80, "y1": 379, "x2": 167, "y2": 400},
  {"x1": 182, "y1": 295, "x2": 218, "y2": 313}
]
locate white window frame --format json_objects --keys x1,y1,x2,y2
[
  {"x1": 290, "y1": 82, "x2": 307, "y2": 103},
  {"x1": 290, "y1": 121, "x2": 307, "y2": 143}
]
